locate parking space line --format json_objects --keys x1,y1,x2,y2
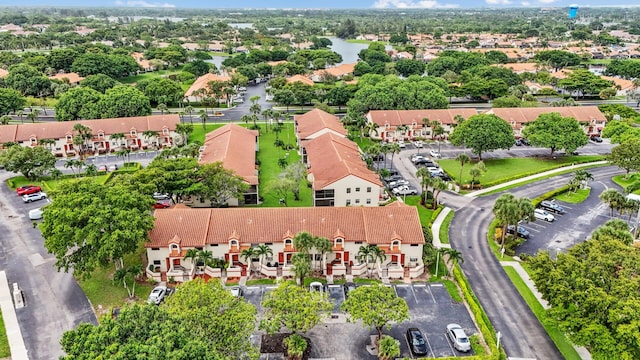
[
  {"x1": 426, "y1": 284, "x2": 438, "y2": 303},
  {"x1": 404, "y1": 337, "x2": 415, "y2": 359},
  {"x1": 424, "y1": 334, "x2": 435, "y2": 358},
  {"x1": 245, "y1": 286, "x2": 259, "y2": 290},
  {"x1": 444, "y1": 332, "x2": 457, "y2": 357},
  {"x1": 410, "y1": 285, "x2": 418, "y2": 303}
]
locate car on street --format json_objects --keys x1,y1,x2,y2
[
  {"x1": 397, "y1": 140, "x2": 406, "y2": 148},
  {"x1": 413, "y1": 141, "x2": 424, "y2": 148},
  {"x1": 147, "y1": 285, "x2": 167, "y2": 305},
  {"x1": 507, "y1": 225, "x2": 530, "y2": 239},
  {"x1": 515, "y1": 139, "x2": 523, "y2": 146},
  {"x1": 590, "y1": 135, "x2": 603, "y2": 143},
  {"x1": 309, "y1": 281, "x2": 325, "y2": 293},
  {"x1": 411, "y1": 154, "x2": 425, "y2": 161},
  {"x1": 29, "y1": 207, "x2": 44, "y2": 220},
  {"x1": 16, "y1": 185, "x2": 41, "y2": 196},
  {"x1": 22, "y1": 192, "x2": 47, "y2": 203},
  {"x1": 539, "y1": 200, "x2": 566, "y2": 214},
  {"x1": 108, "y1": 164, "x2": 118, "y2": 171},
  {"x1": 406, "y1": 328, "x2": 429, "y2": 356},
  {"x1": 414, "y1": 158, "x2": 436, "y2": 166},
  {"x1": 388, "y1": 179, "x2": 409, "y2": 188},
  {"x1": 384, "y1": 175, "x2": 404, "y2": 183},
  {"x1": 153, "y1": 192, "x2": 171, "y2": 200},
  {"x1": 446, "y1": 324, "x2": 471, "y2": 352},
  {"x1": 429, "y1": 150, "x2": 441, "y2": 158},
  {"x1": 534, "y1": 209, "x2": 555, "y2": 222},
  {"x1": 229, "y1": 286, "x2": 243, "y2": 298},
  {"x1": 392, "y1": 186, "x2": 418, "y2": 196},
  {"x1": 343, "y1": 282, "x2": 356, "y2": 297}
]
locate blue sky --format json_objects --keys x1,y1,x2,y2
[{"x1": 5, "y1": 0, "x2": 640, "y2": 9}]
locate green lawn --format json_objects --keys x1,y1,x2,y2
[
  {"x1": 554, "y1": 188, "x2": 590, "y2": 203},
  {"x1": 503, "y1": 266, "x2": 582, "y2": 360},
  {"x1": 209, "y1": 52, "x2": 234, "y2": 57},
  {"x1": 439, "y1": 211, "x2": 454, "y2": 244},
  {"x1": 78, "y1": 245, "x2": 154, "y2": 315},
  {"x1": 245, "y1": 278, "x2": 277, "y2": 286},
  {"x1": 346, "y1": 39, "x2": 373, "y2": 44},
  {"x1": 443, "y1": 279, "x2": 463, "y2": 302},
  {"x1": 119, "y1": 66, "x2": 185, "y2": 84},
  {"x1": 43, "y1": 174, "x2": 110, "y2": 190},
  {"x1": 256, "y1": 124, "x2": 313, "y2": 207},
  {"x1": 612, "y1": 173, "x2": 640, "y2": 194},
  {"x1": 0, "y1": 311, "x2": 10, "y2": 358},
  {"x1": 439, "y1": 156, "x2": 604, "y2": 186},
  {"x1": 403, "y1": 196, "x2": 435, "y2": 226}
]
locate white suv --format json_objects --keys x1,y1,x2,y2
[{"x1": 534, "y1": 208, "x2": 555, "y2": 222}]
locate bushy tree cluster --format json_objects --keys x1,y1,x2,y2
[{"x1": 55, "y1": 85, "x2": 151, "y2": 120}]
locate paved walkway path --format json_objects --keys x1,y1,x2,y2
[{"x1": 0, "y1": 271, "x2": 29, "y2": 360}]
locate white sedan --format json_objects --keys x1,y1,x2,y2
[{"x1": 429, "y1": 150, "x2": 441, "y2": 158}]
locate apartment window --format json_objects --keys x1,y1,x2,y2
[
  {"x1": 355, "y1": 187, "x2": 361, "y2": 192},
  {"x1": 366, "y1": 187, "x2": 372, "y2": 193},
  {"x1": 98, "y1": 132, "x2": 104, "y2": 139},
  {"x1": 346, "y1": 199, "x2": 351, "y2": 206},
  {"x1": 66, "y1": 135, "x2": 72, "y2": 141},
  {"x1": 355, "y1": 241, "x2": 363, "y2": 244},
  {"x1": 151, "y1": 247, "x2": 160, "y2": 251},
  {"x1": 211, "y1": 244, "x2": 218, "y2": 247},
  {"x1": 265, "y1": 243, "x2": 273, "y2": 246},
  {"x1": 411, "y1": 244, "x2": 419, "y2": 247},
  {"x1": 196, "y1": 247, "x2": 203, "y2": 250},
  {"x1": 355, "y1": 199, "x2": 360, "y2": 204},
  {"x1": 346, "y1": 188, "x2": 351, "y2": 194},
  {"x1": 153, "y1": 260, "x2": 161, "y2": 265},
  {"x1": 130, "y1": 129, "x2": 137, "y2": 136},
  {"x1": 162, "y1": 128, "x2": 169, "y2": 135},
  {"x1": 410, "y1": 257, "x2": 418, "y2": 262},
  {"x1": 366, "y1": 199, "x2": 371, "y2": 204}
]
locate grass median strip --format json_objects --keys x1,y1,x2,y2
[
  {"x1": 439, "y1": 210, "x2": 454, "y2": 244},
  {"x1": 0, "y1": 310, "x2": 10, "y2": 358},
  {"x1": 502, "y1": 265, "x2": 581, "y2": 360},
  {"x1": 554, "y1": 188, "x2": 590, "y2": 203}
]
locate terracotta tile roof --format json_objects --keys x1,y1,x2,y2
[
  {"x1": 2, "y1": 114, "x2": 180, "y2": 142},
  {"x1": 295, "y1": 109, "x2": 347, "y2": 140},
  {"x1": 367, "y1": 109, "x2": 478, "y2": 127},
  {"x1": 487, "y1": 106, "x2": 606, "y2": 128},
  {"x1": 267, "y1": 60, "x2": 287, "y2": 67},
  {"x1": 185, "y1": 73, "x2": 232, "y2": 97},
  {"x1": 602, "y1": 76, "x2": 634, "y2": 91},
  {"x1": 286, "y1": 74, "x2": 314, "y2": 86},
  {"x1": 313, "y1": 63, "x2": 356, "y2": 78},
  {"x1": 199, "y1": 124, "x2": 259, "y2": 185},
  {"x1": 147, "y1": 203, "x2": 424, "y2": 247},
  {"x1": 48, "y1": 72, "x2": 85, "y2": 84},
  {"x1": 305, "y1": 133, "x2": 381, "y2": 190},
  {"x1": 131, "y1": 52, "x2": 153, "y2": 70},
  {"x1": 495, "y1": 63, "x2": 540, "y2": 73},
  {"x1": 0, "y1": 68, "x2": 8, "y2": 78},
  {"x1": 0, "y1": 124, "x2": 18, "y2": 144}
]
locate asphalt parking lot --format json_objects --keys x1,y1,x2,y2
[{"x1": 241, "y1": 282, "x2": 477, "y2": 359}]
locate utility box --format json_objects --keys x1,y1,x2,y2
[{"x1": 13, "y1": 283, "x2": 24, "y2": 309}]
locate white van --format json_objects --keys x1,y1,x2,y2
[{"x1": 534, "y1": 208, "x2": 555, "y2": 222}]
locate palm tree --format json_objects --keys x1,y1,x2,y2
[
  {"x1": 283, "y1": 334, "x2": 307, "y2": 360},
  {"x1": 315, "y1": 237, "x2": 332, "y2": 273},
  {"x1": 369, "y1": 245, "x2": 387, "y2": 274},
  {"x1": 142, "y1": 130, "x2": 159, "y2": 148},
  {"x1": 573, "y1": 170, "x2": 594, "y2": 190},
  {"x1": 185, "y1": 105, "x2": 194, "y2": 124},
  {"x1": 198, "y1": 250, "x2": 214, "y2": 270},
  {"x1": 416, "y1": 167, "x2": 434, "y2": 206},
  {"x1": 358, "y1": 245, "x2": 386, "y2": 278},
  {"x1": 16, "y1": 110, "x2": 23, "y2": 124},
  {"x1": 443, "y1": 248, "x2": 464, "y2": 274},
  {"x1": 64, "y1": 159, "x2": 82, "y2": 176},
  {"x1": 85, "y1": 163, "x2": 98, "y2": 177},
  {"x1": 431, "y1": 177, "x2": 448, "y2": 210},
  {"x1": 454, "y1": 153, "x2": 471, "y2": 187},
  {"x1": 254, "y1": 244, "x2": 273, "y2": 272},
  {"x1": 198, "y1": 109, "x2": 208, "y2": 130},
  {"x1": 115, "y1": 148, "x2": 131, "y2": 165},
  {"x1": 469, "y1": 161, "x2": 486, "y2": 188},
  {"x1": 388, "y1": 143, "x2": 401, "y2": 167},
  {"x1": 600, "y1": 189, "x2": 626, "y2": 217},
  {"x1": 293, "y1": 231, "x2": 315, "y2": 255},
  {"x1": 241, "y1": 248, "x2": 256, "y2": 276},
  {"x1": 0, "y1": 115, "x2": 11, "y2": 125},
  {"x1": 291, "y1": 252, "x2": 312, "y2": 286},
  {"x1": 175, "y1": 123, "x2": 193, "y2": 146},
  {"x1": 110, "y1": 133, "x2": 126, "y2": 149},
  {"x1": 183, "y1": 248, "x2": 200, "y2": 273},
  {"x1": 492, "y1": 194, "x2": 519, "y2": 248},
  {"x1": 26, "y1": 108, "x2": 40, "y2": 123},
  {"x1": 113, "y1": 264, "x2": 143, "y2": 299}
]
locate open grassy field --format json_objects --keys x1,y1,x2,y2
[
  {"x1": 503, "y1": 266, "x2": 581, "y2": 360},
  {"x1": 439, "y1": 155, "x2": 604, "y2": 186},
  {"x1": 404, "y1": 195, "x2": 435, "y2": 226}
]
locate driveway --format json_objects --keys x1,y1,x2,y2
[
  {"x1": 449, "y1": 166, "x2": 622, "y2": 359},
  {"x1": 0, "y1": 171, "x2": 97, "y2": 359}
]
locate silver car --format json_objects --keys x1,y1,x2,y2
[
  {"x1": 446, "y1": 323, "x2": 471, "y2": 352},
  {"x1": 22, "y1": 192, "x2": 47, "y2": 203},
  {"x1": 147, "y1": 285, "x2": 167, "y2": 305}
]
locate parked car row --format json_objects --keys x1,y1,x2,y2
[
  {"x1": 507, "y1": 199, "x2": 568, "y2": 239},
  {"x1": 383, "y1": 174, "x2": 419, "y2": 196},
  {"x1": 406, "y1": 324, "x2": 471, "y2": 356}
]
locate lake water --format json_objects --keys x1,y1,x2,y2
[{"x1": 206, "y1": 36, "x2": 369, "y2": 69}]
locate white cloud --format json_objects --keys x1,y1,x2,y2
[
  {"x1": 372, "y1": 0, "x2": 458, "y2": 8},
  {"x1": 485, "y1": 0, "x2": 511, "y2": 4},
  {"x1": 114, "y1": 0, "x2": 176, "y2": 7},
  {"x1": 537, "y1": 0, "x2": 557, "y2": 3},
  {"x1": 521, "y1": 1, "x2": 531, "y2": 5}
]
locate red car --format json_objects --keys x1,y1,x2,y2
[
  {"x1": 153, "y1": 200, "x2": 171, "y2": 209},
  {"x1": 16, "y1": 185, "x2": 42, "y2": 196}
]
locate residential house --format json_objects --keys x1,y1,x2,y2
[
  {"x1": 310, "y1": 63, "x2": 356, "y2": 82},
  {"x1": 601, "y1": 76, "x2": 635, "y2": 96},
  {"x1": 304, "y1": 133, "x2": 382, "y2": 207},
  {"x1": 286, "y1": 74, "x2": 315, "y2": 87},
  {"x1": 487, "y1": 106, "x2": 607, "y2": 137},
  {"x1": 48, "y1": 72, "x2": 85, "y2": 85},
  {"x1": 0, "y1": 114, "x2": 180, "y2": 157},
  {"x1": 131, "y1": 52, "x2": 157, "y2": 72},
  {"x1": 294, "y1": 108, "x2": 347, "y2": 160},
  {"x1": 365, "y1": 109, "x2": 478, "y2": 142},
  {"x1": 145, "y1": 203, "x2": 425, "y2": 282},
  {"x1": 187, "y1": 124, "x2": 259, "y2": 207},
  {"x1": 184, "y1": 73, "x2": 232, "y2": 102}
]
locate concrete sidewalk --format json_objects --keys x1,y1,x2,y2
[{"x1": 0, "y1": 271, "x2": 29, "y2": 360}]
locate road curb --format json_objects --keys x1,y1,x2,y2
[{"x1": 431, "y1": 207, "x2": 452, "y2": 249}]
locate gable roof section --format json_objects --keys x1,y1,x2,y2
[
  {"x1": 4, "y1": 114, "x2": 180, "y2": 142},
  {"x1": 0, "y1": 68, "x2": 9, "y2": 78},
  {"x1": 286, "y1": 74, "x2": 314, "y2": 86},
  {"x1": 184, "y1": 73, "x2": 232, "y2": 97},
  {"x1": 147, "y1": 203, "x2": 424, "y2": 247},
  {"x1": 199, "y1": 124, "x2": 259, "y2": 185},
  {"x1": 305, "y1": 133, "x2": 381, "y2": 190},
  {"x1": 0, "y1": 124, "x2": 18, "y2": 144},
  {"x1": 488, "y1": 106, "x2": 606, "y2": 127},
  {"x1": 295, "y1": 108, "x2": 347, "y2": 140},
  {"x1": 366, "y1": 109, "x2": 478, "y2": 127},
  {"x1": 49, "y1": 72, "x2": 85, "y2": 83}
]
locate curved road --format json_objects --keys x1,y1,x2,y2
[{"x1": 449, "y1": 166, "x2": 623, "y2": 359}]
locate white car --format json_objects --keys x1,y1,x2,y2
[
  {"x1": 411, "y1": 154, "x2": 426, "y2": 162},
  {"x1": 392, "y1": 186, "x2": 418, "y2": 196},
  {"x1": 534, "y1": 208, "x2": 555, "y2": 222},
  {"x1": 22, "y1": 192, "x2": 47, "y2": 203},
  {"x1": 309, "y1": 281, "x2": 325, "y2": 293},
  {"x1": 29, "y1": 208, "x2": 44, "y2": 220},
  {"x1": 430, "y1": 150, "x2": 441, "y2": 158},
  {"x1": 446, "y1": 324, "x2": 471, "y2": 352},
  {"x1": 147, "y1": 285, "x2": 167, "y2": 305},
  {"x1": 397, "y1": 141, "x2": 406, "y2": 149},
  {"x1": 388, "y1": 179, "x2": 409, "y2": 188},
  {"x1": 413, "y1": 141, "x2": 424, "y2": 148}
]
